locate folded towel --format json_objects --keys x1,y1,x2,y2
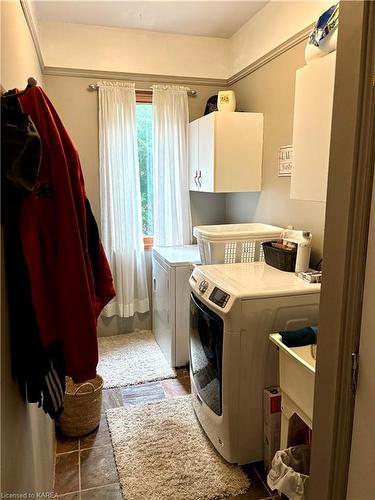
[{"x1": 280, "y1": 326, "x2": 318, "y2": 347}]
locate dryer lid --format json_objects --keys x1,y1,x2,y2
[{"x1": 153, "y1": 245, "x2": 201, "y2": 267}]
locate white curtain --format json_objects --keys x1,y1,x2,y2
[
  {"x1": 98, "y1": 81, "x2": 149, "y2": 318},
  {"x1": 152, "y1": 85, "x2": 192, "y2": 246}
]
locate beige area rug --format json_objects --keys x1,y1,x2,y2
[
  {"x1": 106, "y1": 396, "x2": 250, "y2": 500},
  {"x1": 97, "y1": 330, "x2": 176, "y2": 389}
]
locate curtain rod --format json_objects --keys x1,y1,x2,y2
[{"x1": 87, "y1": 83, "x2": 197, "y2": 96}]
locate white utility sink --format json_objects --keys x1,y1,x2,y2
[{"x1": 269, "y1": 333, "x2": 316, "y2": 423}]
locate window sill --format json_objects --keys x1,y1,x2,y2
[{"x1": 144, "y1": 236, "x2": 154, "y2": 250}]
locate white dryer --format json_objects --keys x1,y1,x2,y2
[
  {"x1": 152, "y1": 245, "x2": 200, "y2": 367},
  {"x1": 189, "y1": 262, "x2": 320, "y2": 465}
]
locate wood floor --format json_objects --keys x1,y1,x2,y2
[{"x1": 54, "y1": 368, "x2": 280, "y2": 499}]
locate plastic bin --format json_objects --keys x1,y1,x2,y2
[
  {"x1": 193, "y1": 223, "x2": 284, "y2": 264},
  {"x1": 262, "y1": 241, "x2": 297, "y2": 272},
  {"x1": 267, "y1": 445, "x2": 310, "y2": 500}
]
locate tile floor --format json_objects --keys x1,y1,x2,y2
[{"x1": 54, "y1": 368, "x2": 279, "y2": 499}]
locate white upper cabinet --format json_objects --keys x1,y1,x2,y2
[
  {"x1": 291, "y1": 51, "x2": 336, "y2": 202},
  {"x1": 189, "y1": 111, "x2": 263, "y2": 193}
]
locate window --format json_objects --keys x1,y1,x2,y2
[{"x1": 136, "y1": 93, "x2": 153, "y2": 244}]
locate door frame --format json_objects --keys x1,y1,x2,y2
[{"x1": 309, "y1": 2, "x2": 375, "y2": 499}]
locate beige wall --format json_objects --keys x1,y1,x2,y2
[
  {"x1": 229, "y1": 1, "x2": 332, "y2": 76},
  {"x1": 0, "y1": 1, "x2": 55, "y2": 494},
  {"x1": 226, "y1": 40, "x2": 327, "y2": 262},
  {"x1": 0, "y1": 1, "x2": 43, "y2": 89},
  {"x1": 39, "y1": 20, "x2": 228, "y2": 79}
]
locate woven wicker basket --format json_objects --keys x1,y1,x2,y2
[{"x1": 59, "y1": 375, "x2": 103, "y2": 437}]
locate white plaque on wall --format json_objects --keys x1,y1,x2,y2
[{"x1": 278, "y1": 145, "x2": 293, "y2": 177}]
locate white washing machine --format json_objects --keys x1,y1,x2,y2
[
  {"x1": 152, "y1": 245, "x2": 200, "y2": 367},
  {"x1": 189, "y1": 262, "x2": 320, "y2": 465}
]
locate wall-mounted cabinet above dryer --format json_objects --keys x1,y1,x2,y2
[
  {"x1": 291, "y1": 51, "x2": 336, "y2": 202},
  {"x1": 189, "y1": 111, "x2": 263, "y2": 193}
]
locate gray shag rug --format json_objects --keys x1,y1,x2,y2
[
  {"x1": 106, "y1": 396, "x2": 250, "y2": 500},
  {"x1": 98, "y1": 330, "x2": 176, "y2": 389}
]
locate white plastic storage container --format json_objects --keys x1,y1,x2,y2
[{"x1": 193, "y1": 223, "x2": 284, "y2": 264}]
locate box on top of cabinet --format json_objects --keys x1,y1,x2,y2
[{"x1": 189, "y1": 111, "x2": 263, "y2": 193}]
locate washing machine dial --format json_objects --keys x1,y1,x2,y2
[{"x1": 199, "y1": 280, "x2": 209, "y2": 293}]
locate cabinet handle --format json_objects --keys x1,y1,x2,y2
[
  {"x1": 194, "y1": 170, "x2": 198, "y2": 187},
  {"x1": 153, "y1": 277, "x2": 156, "y2": 291},
  {"x1": 197, "y1": 170, "x2": 202, "y2": 188}
]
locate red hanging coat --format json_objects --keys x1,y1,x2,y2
[{"x1": 18, "y1": 87, "x2": 115, "y2": 382}]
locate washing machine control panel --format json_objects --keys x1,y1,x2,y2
[
  {"x1": 209, "y1": 287, "x2": 230, "y2": 308},
  {"x1": 190, "y1": 268, "x2": 232, "y2": 311},
  {"x1": 198, "y1": 280, "x2": 209, "y2": 293}
]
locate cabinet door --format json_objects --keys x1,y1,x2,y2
[
  {"x1": 291, "y1": 51, "x2": 336, "y2": 202},
  {"x1": 215, "y1": 112, "x2": 263, "y2": 192},
  {"x1": 152, "y1": 257, "x2": 174, "y2": 366},
  {"x1": 189, "y1": 120, "x2": 199, "y2": 191},
  {"x1": 198, "y1": 113, "x2": 215, "y2": 192}
]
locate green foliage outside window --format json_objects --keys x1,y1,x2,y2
[{"x1": 136, "y1": 104, "x2": 153, "y2": 236}]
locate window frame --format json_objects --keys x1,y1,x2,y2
[{"x1": 136, "y1": 91, "x2": 154, "y2": 250}]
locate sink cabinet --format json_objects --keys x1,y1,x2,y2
[
  {"x1": 270, "y1": 333, "x2": 316, "y2": 448},
  {"x1": 188, "y1": 111, "x2": 263, "y2": 193}
]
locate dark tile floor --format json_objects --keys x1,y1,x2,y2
[{"x1": 54, "y1": 368, "x2": 279, "y2": 499}]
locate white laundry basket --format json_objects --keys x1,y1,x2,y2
[{"x1": 193, "y1": 223, "x2": 284, "y2": 264}]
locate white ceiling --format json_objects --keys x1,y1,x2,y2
[{"x1": 32, "y1": 1, "x2": 268, "y2": 38}]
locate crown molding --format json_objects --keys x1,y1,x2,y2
[
  {"x1": 20, "y1": 0, "x2": 45, "y2": 72},
  {"x1": 21, "y1": 0, "x2": 313, "y2": 89},
  {"x1": 228, "y1": 23, "x2": 314, "y2": 86},
  {"x1": 42, "y1": 66, "x2": 227, "y2": 88}
]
